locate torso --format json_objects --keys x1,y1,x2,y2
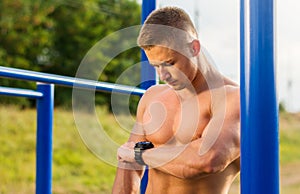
[
  {"x1": 147, "y1": 159, "x2": 240, "y2": 194},
  {"x1": 142, "y1": 84, "x2": 240, "y2": 194}
]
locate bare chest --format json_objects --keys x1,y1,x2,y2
[{"x1": 143, "y1": 94, "x2": 211, "y2": 146}]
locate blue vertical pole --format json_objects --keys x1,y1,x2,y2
[
  {"x1": 240, "y1": 0, "x2": 279, "y2": 194},
  {"x1": 140, "y1": 1, "x2": 156, "y2": 193},
  {"x1": 140, "y1": 0, "x2": 157, "y2": 90},
  {"x1": 36, "y1": 83, "x2": 54, "y2": 194}
]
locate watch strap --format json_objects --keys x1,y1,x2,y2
[{"x1": 134, "y1": 147, "x2": 146, "y2": 165}]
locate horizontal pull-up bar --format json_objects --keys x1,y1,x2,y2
[
  {"x1": 0, "y1": 66, "x2": 145, "y2": 96},
  {"x1": 0, "y1": 86, "x2": 44, "y2": 99}
]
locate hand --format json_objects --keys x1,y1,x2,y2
[{"x1": 117, "y1": 141, "x2": 136, "y2": 163}]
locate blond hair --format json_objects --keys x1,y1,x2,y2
[{"x1": 137, "y1": 7, "x2": 198, "y2": 51}]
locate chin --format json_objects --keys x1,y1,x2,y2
[{"x1": 171, "y1": 84, "x2": 185, "y2": 91}]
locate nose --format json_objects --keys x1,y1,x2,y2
[{"x1": 158, "y1": 66, "x2": 171, "y2": 81}]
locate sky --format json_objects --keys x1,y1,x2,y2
[{"x1": 139, "y1": 0, "x2": 300, "y2": 112}]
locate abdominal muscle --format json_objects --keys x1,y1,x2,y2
[{"x1": 145, "y1": 159, "x2": 240, "y2": 194}]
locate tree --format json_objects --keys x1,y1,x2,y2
[
  {"x1": 0, "y1": 0, "x2": 142, "y2": 110},
  {"x1": 0, "y1": 0, "x2": 56, "y2": 106},
  {"x1": 47, "y1": 0, "x2": 141, "y2": 109}
]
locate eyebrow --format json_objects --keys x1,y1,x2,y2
[{"x1": 149, "y1": 59, "x2": 173, "y2": 66}]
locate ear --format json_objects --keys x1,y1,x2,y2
[{"x1": 191, "y1": 39, "x2": 201, "y2": 57}]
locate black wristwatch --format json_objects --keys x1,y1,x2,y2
[{"x1": 134, "y1": 141, "x2": 154, "y2": 165}]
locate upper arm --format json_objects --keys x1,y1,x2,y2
[
  {"x1": 128, "y1": 86, "x2": 153, "y2": 142},
  {"x1": 128, "y1": 85, "x2": 165, "y2": 142},
  {"x1": 113, "y1": 87, "x2": 158, "y2": 193},
  {"x1": 185, "y1": 87, "x2": 240, "y2": 176},
  {"x1": 201, "y1": 86, "x2": 240, "y2": 171}
]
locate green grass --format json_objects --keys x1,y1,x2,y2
[
  {"x1": 279, "y1": 112, "x2": 300, "y2": 164},
  {"x1": 0, "y1": 106, "x2": 300, "y2": 193},
  {"x1": 0, "y1": 105, "x2": 132, "y2": 194}
]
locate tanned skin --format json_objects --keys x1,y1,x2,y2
[{"x1": 113, "y1": 41, "x2": 240, "y2": 194}]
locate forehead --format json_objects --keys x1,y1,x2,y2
[{"x1": 145, "y1": 46, "x2": 178, "y2": 63}]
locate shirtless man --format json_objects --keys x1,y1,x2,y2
[{"x1": 113, "y1": 7, "x2": 240, "y2": 194}]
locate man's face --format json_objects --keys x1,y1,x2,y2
[{"x1": 145, "y1": 46, "x2": 198, "y2": 90}]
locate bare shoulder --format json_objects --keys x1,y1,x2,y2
[
  {"x1": 130, "y1": 85, "x2": 170, "y2": 140},
  {"x1": 219, "y1": 75, "x2": 240, "y2": 102},
  {"x1": 225, "y1": 85, "x2": 240, "y2": 100},
  {"x1": 225, "y1": 84, "x2": 240, "y2": 102},
  {"x1": 144, "y1": 84, "x2": 169, "y2": 95},
  {"x1": 137, "y1": 84, "x2": 170, "y2": 112},
  {"x1": 210, "y1": 83, "x2": 240, "y2": 119},
  {"x1": 140, "y1": 84, "x2": 170, "y2": 103},
  {"x1": 223, "y1": 84, "x2": 240, "y2": 121}
]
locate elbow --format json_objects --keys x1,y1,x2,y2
[
  {"x1": 181, "y1": 164, "x2": 217, "y2": 179},
  {"x1": 182, "y1": 153, "x2": 228, "y2": 179},
  {"x1": 181, "y1": 166, "x2": 203, "y2": 179},
  {"x1": 208, "y1": 151, "x2": 231, "y2": 173},
  {"x1": 180, "y1": 161, "x2": 215, "y2": 179},
  {"x1": 209, "y1": 158, "x2": 228, "y2": 174},
  {"x1": 199, "y1": 159, "x2": 227, "y2": 175}
]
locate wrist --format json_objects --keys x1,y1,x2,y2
[{"x1": 134, "y1": 141, "x2": 154, "y2": 165}]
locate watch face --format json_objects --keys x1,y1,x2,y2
[{"x1": 135, "y1": 141, "x2": 154, "y2": 149}]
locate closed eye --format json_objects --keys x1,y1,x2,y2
[
  {"x1": 150, "y1": 61, "x2": 175, "y2": 68},
  {"x1": 164, "y1": 62, "x2": 174, "y2": 66}
]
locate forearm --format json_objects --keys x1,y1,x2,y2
[
  {"x1": 142, "y1": 118, "x2": 240, "y2": 179},
  {"x1": 112, "y1": 162, "x2": 144, "y2": 194},
  {"x1": 117, "y1": 128, "x2": 239, "y2": 179},
  {"x1": 142, "y1": 140, "x2": 214, "y2": 179}
]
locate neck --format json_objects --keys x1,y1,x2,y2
[
  {"x1": 177, "y1": 50, "x2": 225, "y2": 101},
  {"x1": 197, "y1": 50, "x2": 225, "y2": 87}
]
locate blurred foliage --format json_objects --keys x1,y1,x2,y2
[
  {"x1": 0, "y1": 0, "x2": 142, "y2": 112},
  {"x1": 279, "y1": 101, "x2": 287, "y2": 113},
  {"x1": 0, "y1": 0, "x2": 55, "y2": 106}
]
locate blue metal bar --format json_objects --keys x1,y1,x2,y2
[
  {"x1": 0, "y1": 86, "x2": 43, "y2": 99},
  {"x1": 140, "y1": 1, "x2": 156, "y2": 193},
  {"x1": 240, "y1": 0, "x2": 279, "y2": 194},
  {"x1": 140, "y1": 0, "x2": 157, "y2": 90},
  {"x1": 0, "y1": 66, "x2": 145, "y2": 96},
  {"x1": 36, "y1": 83, "x2": 54, "y2": 194}
]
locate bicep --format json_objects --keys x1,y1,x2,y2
[
  {"x1": 201, "y1": 89, "x2": 240, "y2": 171},
  {"x1": 128, "y1": 95, "x2": 147, "y2": 142}
]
